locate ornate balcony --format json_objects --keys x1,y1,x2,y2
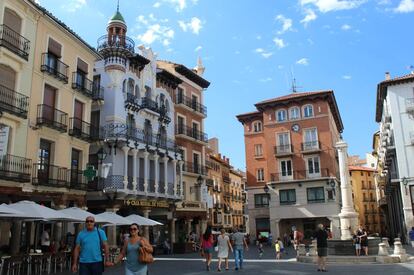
[
  {"x1": 175, "y1": 124, "x2": 208, "y2": 143},
  {"x1": 69, "y1": 118, "x2": 95, "y2": 141},
  {"x1": 301, "y1": 141, "x2": 321, "y2": 153},
  {"x1": 72, "y1": 72, "x2": 95, "y2": 98},
  {"x1": 40, "y1": 53, "x2": 69, "y2": 83},
  {"x1": 176, "y1": 94, "x2": 207, "y2": 117},
  {"x1": 0, "y1": 154, "x2": 31, "y2": 182},
  {"x1": 97, "y1": 34, "x2": 135, "y2": 56},
  {"x1": 182, "y1": 161, "x2": 207, "y2": 175},
  {"x1": 69, "y1": 169, "x2": 87, "y2": 190},
  {"x1": 36, "y1": 104, "x2": 68, "y2": 132},
  {"x1": 125, "y1": 93, "x2": 140, "y2": 111},
  {"x1": 92, "y1": 82, "x2": 104, "y2": 101},
  {"x1": 274, "y1": 144, "x2": 293, "y2": 156},
  {"x1": 141, "y1": 97, "x2": 160, "y2": 113},
  {"x1": 0, "y1": 84, "x2": 29, "y2": 118},
  {"x1": 270, "y1": 168, "x2": 330, "y2": 182},
  {"x1": 0, "y1": 25, "x2": 30, "y2": 60},
  {"x1": 32, "y1": 163, "x2": 69, "y2": 188}
]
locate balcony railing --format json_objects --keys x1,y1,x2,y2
[
  {"x1": 97, "y1": 34, "x2": 135, "y2": 54},
  {"x1": 270, "y1": 168, "x2": 330, "y2": 182},
  {"x1": 176, "y1": 94, "x2": 207, "y2": 116},
  {"x1": 0, "y1": 25, "x2": 30, "y2": 60},
  {"x1": 40, "y1": 53, "x2": 69, "y2": 83},
  {"x1": 125, "y1": 93, "x2": 140, "y2": 111},
  {"x1": 0, "y1": 84, "x2": 29, "y2": 118},
  {"x1": 92, "y1": 82, "x2": 104, "y2": 101},
  {"x1": 69, "y1": 118, "x2": 95, "y2": 141},
  {"x1": 301, "y1": 141, "x2": 321, "y2": 152},
  {"x1": 36, "y1": 104, "x2": 68, "y2": 132},
  {"x1": 205, "y1": 178, "x2": 214, "y2": 187},
  {"x1": 0, "y1": 154, "x2": 31, "y2": 182},
  {"x1": 222, "y1": 173, "x2": 230, "y2": 183},
  {"x1": 141, "y1": 97, "x2": 160, "y2": 113},
  {"x1": 69, "y1": 169, "x2": 87, "y2": 190},
  {"x1": 182, "y1": 161, "x2": 207, "y2": 175},
  {"x1": 274, "y1": 144, "x2": 293, "y2": 156},
  {"x1": 175, "y1": 124, "x2": 208, "y2": 143},
  {"x1": 32, "y1": 163, "x2": 69, "y2": 187},
  {"x1": 72, "y1": 72, "x2": 94, "y2": 98}
]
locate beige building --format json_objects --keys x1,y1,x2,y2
[{"x1": 229, "y1": 169, "x2": 245, "y2": 229}]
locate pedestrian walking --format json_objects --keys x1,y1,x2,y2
[
  {"x1": 409, "y1": 227, "x2": 414, "y2": 248},
  {"x1": 356, "y1": 225, "x2": 368, "y2": 256},
  {"x1": 115, "y1": 223, "x2": 153, "y2": 275},
  {"x1": 231, "y1": 226, "x2": 248, "y2": 271},
  {"x1": 293, "y1": 227, "x2": 303, "y2": 251},
  {"x1": 275, "y1": 238, "x2": 283, "y2": 260},
  {"x1": 314, "y1": 224, "x2": 328, "y2": 272},
  {"x1": 258, "y1": 242, "x2": 264, "y2": 258},
  {"x1": 72, "y1": 216, "x2": 112, "y2": 275},
  {"x1": 216, "y1": 228, "x2": 233, "y2": 271},
  {"x1": 200, "y1": 226, "x2": 214, "y2": 271}
]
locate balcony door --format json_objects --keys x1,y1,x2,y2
[
  {"x1": 191, "y1": 95, "x2": 198, "y2": 110},
  {"x1": 193, "y1": 153, "x2": 200, "y2": 174},
  {"x1": 192, "y1": 122, "x2": 199, "y2": 139},
  {"x1": 38, "y1": 139, "x2": 52, "y2": 183},
  {"x1": 304, "y1": 128, "x2": 318, "y2": 150},
  {"x1": 47, "y1": 38, "x2": 62, "y2": 72},
  {"x1": 177, "y1": 116, "x2": 184, "y2": 134},
  {"x1": 3, "y1": 8, "x2": 22, "y2": 49},
  {"x1": 76, "y1": 58, "x2": 88, "y2": 89},
  {"x1": 280, "y1": 159, "x2": 293, "y2": 180},
  {"x1": 307, "y1": 156, "x2": 321, "y2": 178},
  {"x1": 0, "y1": 64, "x2": 16, "y2": 110},
  {"x1": 73, "y1": 100, "x2": 83, "y2": 134},
  {"x1": 277, "y1": 132, "x2": 290, "y2": 153},
  {"x1": 71, "y1": 149, "x2": 81, "y2": 185},
  {"x1": 43, "y1": 85, "x2": 56, "y2": 122}
]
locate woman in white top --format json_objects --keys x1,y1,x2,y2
[{"x1": 217, "y1": 228, "x2": 233, "y2": 271}]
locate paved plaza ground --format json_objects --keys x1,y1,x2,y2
[{"x1": 61, "y1": 245, "x2": 414, "y2": 275}]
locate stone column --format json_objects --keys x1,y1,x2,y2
[
  {"x1": 106, "y1": 208, "x2": 119, "y2": 248},
  {"x1": 187, "y1": 219, "x2": 193, "y2": 236},
  {"x1": 10, "y1": 221, "x2": 22, "y2": 255},
  {"x1": 200, "y1": 219, "x2": 207, "y2": 236},
  {"x1": 163, "y1": 156, "x2": 169, "y2": 195},
  {"x1": 179, "y1": 161, "x2": 184, "y2": 197},
  {"x1": 270, "y1": 218, "x2": 281, "y2": 239},
  {"x1": 142, "y1": 209, "x2": 151, "y2": 240},
  {"x1": 336, "y1": 139, "x2": 359, "y2": 240},
  {"x1": 122, "y1": 146, "x2": 130, "y2": 189},
  {"x1": 154, "y1": 155, "x2": 159, "y2": 194},
  {"x1": 53, "y1": 204, "x2": 67, "y2": 250},
  {"x1": 0, "y1": 222, "x2": 11, "y2": 246},
  {"x1": 169, "y1": 218, "x2": 177, "y2": 244},
  {"x1": 172, "y1": 159, "x2": 178, "y2": 196},
  {"x1": 143, "y1": 151, "x2": 149, "y2": 193},
  {"x1": 131, "y1": 149, "x2": 138, "y2": 191}
]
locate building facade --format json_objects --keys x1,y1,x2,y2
[
  {"x1": 237, "y1": 90, "x2": 343, "y2": 240},
  {"x1": 375, "y1": 72, "x2": 414, "y2": 243},
  {"x1": 349, "y1": 166, "x2": 385, "y2": 234},
  {"x1": 157, "y1": 59, "x2": 210, "y2": 239}
]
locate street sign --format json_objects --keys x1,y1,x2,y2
[{"x1": 83, "y1": 165, "x2": 97, "y2": 181}]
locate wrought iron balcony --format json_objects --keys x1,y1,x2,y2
[
  {"x1": 222, "y1": 173, "x2": 230, "y2": 183},
  {"x1": 0, "y1": 25, "x2": 30, "y2": 60},
  {"x1": 69, "y1": 118, "x2": 95, "y2": 141},
  {"x1": 301, "y1": 141, "x2": 321, "y2": 153},
  {"x1": 141, "y1": 97, "x2": 160, "y2": 113},
  {"x1": 270, "y1": 168, "x2": 330, "y2": 182},
  {"x1": 175, "y1": 124, "x2": 208, "y2": 143},
  {"x1": 97, "y1": 34, "x2": 135, "y2": 55},
  {"x1": 72, "y1": 72, "x2": 94, "y2": 98},
  {"x1": 92, "y1": 82, "x2": 104, "y2": 101},
  {"x1": 0, "y1": 84, "x2": 29, "y2": 118},
  {"x1": 205, "y1": 178, "x2": 214, "y2": 187},
  {"x1": 182, "y1": 161, "x2": 207, "y2": 175},
  {"x1": 36, "y1": 104, "x2": 68, "y2": 132},
  {"x1": 176, "y1": 94, "x2": 207, "y2": 116},
  {"x1": 69, "y1": 169, "x2": 87, "y2": 190},
  {"x1": 274, "y1": 144, "x2": 293, "y2": 156},
  {"x1": 125, "y1": 93, "x2": 140, "y2": 111},
  {"x1": 32, "y1": 163, "x2": 69, "y2": 187},
  {"x1": 40, "y1": 53, "x2": 69, "y2": 83},
  {"x1": 0, "y1": 154, "x2": 31, "y2": 182}
]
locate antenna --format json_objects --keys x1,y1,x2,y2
[
  {"x1": 290, "y1": 66, "x2": 301, "y2": 93},
  {"x1": 117, "y1": 0, "x2": 120, "y2": 12}
]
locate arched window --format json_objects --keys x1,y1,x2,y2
[
  {"x1": 252, "y1": 121, "x2": 262, "y2": 132},
  {"x1": 303, "y1": 104, "x2": 314, "y2": 118},
  {"x1": 135, "y1": 85, "x2": 140, "y2": 98},
  {"x1": 165, "y1": 99, "x2": 170, "y2": 114},
  {"x1": 122, "y1": 79, "x2": 127, "y2": 93},
  {"x1": 4, "y1": 8, "x2": 22, "y2": 34},
  {"x1": 289, "y1": 107, "x2": 300, "y2": 120},
  {"x1": 127, "y1": 78, "x2": 134, "y2": 95},
  {"x1": 145, "y1": 86, "x2": 151, "y2": 99},
  {"x1": 159, "y1": 126, "x2": 167, "y2": 148},
  {"x1": 276, "y1": 109, "x2": 287, "y2": 122},
  {"x1": 0, "y1": 64, "x2": 16, "y2": 90},
  {"x1": 144, "y1": 119, "x2": 152, "y2": 145}
]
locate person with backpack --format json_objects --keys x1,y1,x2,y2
[
  {"x1": 200, "y1": 226, "x2": 214, "y2": 271},
  {"x1": 114, "y1": 223, "x2": 153, "y2": 275}
]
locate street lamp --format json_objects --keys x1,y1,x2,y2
[
  {"x1": 96, "y1": 147, "x2": 107, "y2": 164},
  {"x1": 197, "y1": 175, "x2": 203, "y2": 185},
  {"x1": 263, "y1": 184, "x2": 269, "y2": 194}
]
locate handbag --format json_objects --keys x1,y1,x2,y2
[
  {"x1": 96, "y1": 227, "x2": 105, "y2": 271},
  {"x1": 138, "y1": 238, "x2": 154, "y2": 264}
]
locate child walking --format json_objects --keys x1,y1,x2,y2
[{"x1": 275, "y1": 238, "x2": 283, "y2": 260}]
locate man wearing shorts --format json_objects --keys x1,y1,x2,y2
[{"x1": 314, "y1": 224, "x2": 328, "y2": 272}]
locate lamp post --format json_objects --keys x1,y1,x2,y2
[{"x1": 96, "y1": 147, "x2": 107, "y2": 190}]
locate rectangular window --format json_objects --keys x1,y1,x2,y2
[
  {"x1": 277, "y1": 132, "x2": 290, "y2": 153},
  {"x1": 307, "y1": 187, "x2": 325, "y2": 203},
  {"x1": 254, "y1": 144, "x2": 263, "y2": 157},
  {"x1": 257, "y1": 168, "x2": 264, "y2": 182},
  {"x1": 279, "y1": 189, "x2": 296, "y2": 205},
  {"x1": 280, "y1": 160, "x2": 292, "y2": 178},
  {"x1": 303, "y1": 128, "x2": 318, "y2": 150},
  {"x1": 254, "y1": 194, "x2": 270, "y2": 208},
  {"x1": 307, "y1": 156, "x2": 320, "y2": 176}
]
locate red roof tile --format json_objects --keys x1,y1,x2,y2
[
  {"x1": 255, "y1": 90, "x2": 332, "y2": 105},
  {"x1": 348, "y1": 166, "x2": 376, "y2": 172}
]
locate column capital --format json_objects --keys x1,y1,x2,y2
[
  {"x1": 163, "y1": 156, "x2": 169, "y2": 162},
  {"x1": 335, "y1": 140, "x2": 348, "y2": 150},
  {"x1": 122, "y1": 146, "x2": 130, "y2": 153},
  {"x1": 153, "y1": 154, "x2": 159, "y2": 160},
  {"x1": 143, "y1": 151, "x2": 150, "y2": 157},
  {"x1": 172, "y1": 159, "x2": 178, "y2": 164},
  {"x1": 131, "y1": 148, "x2": 138, "y2": 156}
]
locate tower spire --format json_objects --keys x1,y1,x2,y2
[{"x1": 117, "y1": 0, "x2": 119, "y2": 12}]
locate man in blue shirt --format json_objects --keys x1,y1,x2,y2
[{"x1": 72, "y1": 216, "x2": 112, "y2": 275}]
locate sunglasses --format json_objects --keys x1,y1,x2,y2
[
  {"x1": 129, "y1": 228, "x2": 138, "y2": 231},
  {"x1": 85, "y1": 220, "x2": 95, "y2": 223}
]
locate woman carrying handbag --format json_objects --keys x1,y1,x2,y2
[{"x1": 115, "y1": 223, "x2": 153, "y2": 275}]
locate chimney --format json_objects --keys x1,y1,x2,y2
[{"x1": 385, "y1": 72, "x2": 390, "y2": 80}]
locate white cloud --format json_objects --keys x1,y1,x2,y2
[
  {"x1": 296, "y1": 58, "x2": 309, "y2": 65},
  {"x1": 342, "y1": 75, "x2": 352, "y2": 79},
  {"x1": 394, "y1": 0, "x2": 414, "y2": 13},
  {"x1": 341, "y1": 24, "x2": 352, "y2": 30},
  {"x1": 259, "y1": 77, "x2": 273, "y2": 82},
  {"x1": 254, "y1": 48, "x2": 273, "y2": 58},
  {"x1": 307, "y1": 38, "x2": 314, "y2": 45},
  {"x1": 301, "y1": 8, "x2": 317, "y2": 26},
  {"x1": 255, "y1": 48, "x2": 264, "y2": 53},
  {"x1": 278, "y1": 65, "x2": 284, "y2": 69},
  {"x1": 178, "y1": 17, "x2": 203, "y2": 34},
  {"x1": 135, "y1": 14, "x2": 175, "y2": 46},
  {"x1": 163, "y1": 0, "x2": 198, "y2": 12},
  {"x1": 194, "y1": 46, "x2": 202, "y2": 52},
  {"x1": 234, "y1": 50, "x2": 241, "y2": 55},
  {"x1": 273, "y1": 37, "x2": 287, "y2": 49},
  {"x1": 262, "y1": 52, "x2": 273, "y2": 58},
  {"x1": 61, "y1": 0, "x2": 86, "y2": 12},
  {"x1": 300, "y1": 0, "x2": 366, "y2": 13},
  {"x1": 153, "y1": 2, "x2": 161, "y2": 8},
  {"x1": 275, "y1": 14, "x2": 293, "y2": 34},
  {"x1": 256, "y1": 35, "x2": 262, "y2": 40}
]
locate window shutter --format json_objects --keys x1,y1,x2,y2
[
  {"x1": 48, "y1": 38, "x2": 62, "y2": 58},
  {"x1": 77, "y1": 58, "x2": 88, "y2": 74},
  {"x1": 3, "y1": 8, "x2": 22, "y2": 34},
  {"x1": 0, "y1": 64, "x2": 16, "y2": 90}
]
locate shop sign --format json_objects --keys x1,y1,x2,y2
[{"x1": 124, "y1": 199, "x2": 169, "y2": 208}]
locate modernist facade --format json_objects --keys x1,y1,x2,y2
[
  {"x1": 86, "y1": 10, "x2": 183, "y2": 245},
  {"x1": 375, "y1": 72, "x2": 414, "y2": 243},
  {"x1": 157, "y1": 59, "x2": 210, "y2": 239},
  {"x1": 237, "y1": 91, "x2": 343, "y2": 240}
]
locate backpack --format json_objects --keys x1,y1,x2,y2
[{"x1": 296, "y1": 231, "x2": 303, "y2": 241}]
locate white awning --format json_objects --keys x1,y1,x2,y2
[{"x1": 124, "y1": 214, "x2": 163, "y2": 226}]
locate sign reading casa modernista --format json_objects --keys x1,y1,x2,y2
[{"x1": 124, "y1": 199, "x2": 169, "y2": 208}]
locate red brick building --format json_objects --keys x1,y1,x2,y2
[{"x1": 237, "y1": 90, "x2": 344, "y2": 240}]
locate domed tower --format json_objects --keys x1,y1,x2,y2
[{"x1": 97, "y1": 5, "x2": 135, "y2": 72}]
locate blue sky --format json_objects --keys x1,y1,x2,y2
[{"x1": 37, "y1": 0, "x2": 414, "y2": 170}]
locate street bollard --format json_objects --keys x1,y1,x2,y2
[
  {"x1": 378, "y1": 242, "x2": 388, "y2": 256},
  {"x1": 381, "y1": 237, "x2": 390, "y2": 248},
  {"x1": 297, "y1": 244, "x2": 306, "y2": 256}
]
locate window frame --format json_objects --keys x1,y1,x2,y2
[
  {"x1": 256, "y1": 168, "x2": 265, "y2": 182},
  {"x1": 254, "y1": 144, "x2": 263, "y2": 157},
  {"x1": 276, "y1": 109, "x2": 287, "y2": 122},
  {"x1": 289, "y1": 106, "x2": 301, "y2": 120},
  {"x1": 252, "y1": 121, "x2": 263, "y2": 133},
  {"x1": 279, "y1": 159, "x2": 293, "y2": 179},
  {"x1": 279, "y1": 189, "x2": 296, "y2": 205},
  {"x1": 254, "y1": 193, "x2": 270, "y2": 208},
  {"x1": 307, "y1": 187, "x2": 325, "y2": 203},
  {"x1": 303, "y1": 104, "x2": 314, "y2": 118},
  {"x1": 306, "y1": 156, "x2": 321, "y2": 177}
]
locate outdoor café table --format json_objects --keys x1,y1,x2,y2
[
  {"x1": 28, "y1": 252, "x2": 43, "y2": 275},
  {"x1": 0, "y1": 255, "x2": 11, "y2": 275}
]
